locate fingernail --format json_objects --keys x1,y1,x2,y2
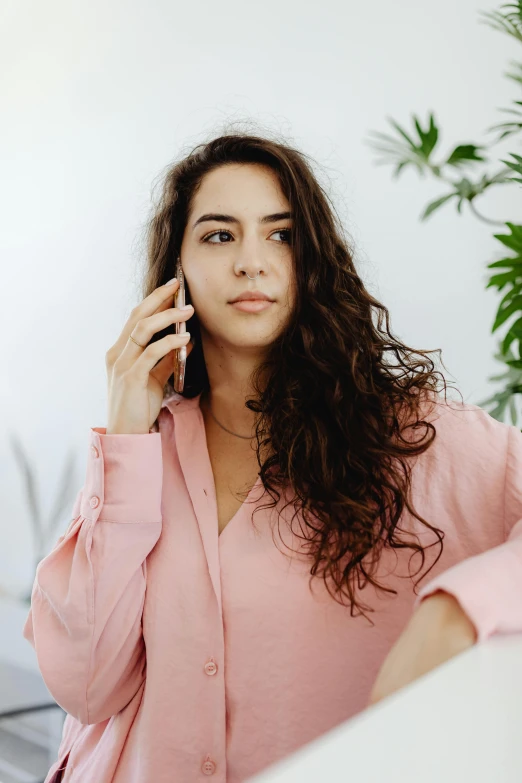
[
  {"x1": 180, "y1": 304, "x2": 193, "y2": 310},
  {"x1": 165, "y1": 277, "x2": 177, "y2": 285}
]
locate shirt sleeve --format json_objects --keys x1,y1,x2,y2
[
  {"x1": 413, "y1": 422, "x2": 522, "y2": 644},
  {"x1": 22, "y1": 427, "x2": 163, "y2": 724}
]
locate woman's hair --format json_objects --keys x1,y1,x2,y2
[{"x1": 139, "y1": 123, "x2": 463, "y2": 624}]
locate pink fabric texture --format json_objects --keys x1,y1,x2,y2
[{"x1": 23, "y1": 391, "x2": 522, "y2": 782}]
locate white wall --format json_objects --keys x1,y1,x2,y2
[{"x1": 1, "y1": 0, "x2": 520, "y2": 597}]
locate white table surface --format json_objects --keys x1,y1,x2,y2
[{"x1": 249, "y1": 633, "x2": 522, "y2": 783}]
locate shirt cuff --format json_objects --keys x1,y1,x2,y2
[
  {"x1": 79, "y1": 427, "x2": 163, "y2": 524},
  {"x1": 413, "y1": 527, "x2": 522, "y2": 644}
]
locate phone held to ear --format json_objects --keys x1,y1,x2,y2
[{"x1": 174, "y1": 258, "x2": 187, "y2": 393}]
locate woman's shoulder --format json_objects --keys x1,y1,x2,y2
[
  {"x1": 413, "y1": 389, "x2": 515, "y2": 476},
  {"x1": 422, "y1": 391, "x2": 512, "y2": 441}
]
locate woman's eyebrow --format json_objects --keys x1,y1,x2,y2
[{"x1": 192, "y1": 211, "x2": 293, "y2": 230}]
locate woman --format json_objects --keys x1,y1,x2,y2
[{"x1": 24, "y1": 131, "x2": 522, "y2": 782}]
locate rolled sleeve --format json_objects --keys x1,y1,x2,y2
[{"x1": 413, "y1": 424, "x2": 522, "y2": 644}]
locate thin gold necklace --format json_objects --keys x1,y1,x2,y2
[{"x1": 203, "y1": 391, "x2": 255, "y2": 440}]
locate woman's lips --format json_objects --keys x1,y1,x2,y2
[{"x1": 229, "y1": 300, "x2": 274, "y2": 312}]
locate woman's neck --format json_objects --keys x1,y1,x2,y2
[{"x1": 201, "y1": 386, "x2": 258, "y2": 438}]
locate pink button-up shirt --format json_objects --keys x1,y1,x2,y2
[{"x1": 23, "y1": 391, "x2": 522, "y2": 782}]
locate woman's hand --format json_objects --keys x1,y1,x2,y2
[
  {"x1": 368, "y1": 590, "x2": 478, "y2": 707},
  {"x1": 105, "y1": 279, "x2": 194, "y2": 434}
]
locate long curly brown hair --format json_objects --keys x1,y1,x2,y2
[{"x1": 138, "y1": 124, "x2": 463, "y2": 624}]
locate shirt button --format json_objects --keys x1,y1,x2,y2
[
  {"x1": 91, "y1": 445, "x2": 99, "y2": 458},
  {"x1": 89, "y1": 496, "x2": 100, "y2": 509},
  {"x1": 204, "y1": 660, "x2": 218, "y2": 676},
  {"x1": 201, "y1": 757, "x2": 216, "y2": 775}
]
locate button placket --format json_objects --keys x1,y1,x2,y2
[
  {"x1": 201, "y1": 657, "x2": 218, "y2": 775},
  {"x1": 90, "y1": 442, "x2": 100, "y2": 509}
]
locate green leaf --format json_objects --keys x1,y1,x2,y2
[
  {"x1": 493, "y1": 223, "x2": 522, "y2": 253},
  {"x1": 387, "y1": 113, "x2": 440, "y2": 161},
  {"x1": 486, "y1": 256, "x2": 522, "y2": 270},
  {"x1": 487, "y1": 167, "x2": 518, "y2": 185},
  {"x1": 497, "y1": 283, "x2": 522, "y2": 311},
  {"x1": 500, "y1": 155, "x2": 522, "y2": 177},
  {"x1": 492, "y1": 294, "x2": 522, "y2": 332},
  {"x1": 504, "y1": 59, "x2": 522, "y2": 86},
  {"x1": 498, "y1": 155, "x2": 522, "y2": 183},
  {"x1": 393, "y1": 161, "x2": 408, "y2": 177},
  {"x1": 480, "y1": 7, "x2": 522, "y2": 44},
  {"x1": 502, "y1": 330, "x2": 517, "y2": 354},
  {"x1": 489, "y1": 395, "x2": 510, "y2": 421},
  {"x1": 445, "y1": 144, "x2": 488, "y2": 167},
  {"x1": 487, "y1": 121, "x2": 522, "y2": 141},
  {"x1": 487, "y1": 101, "x2": 522, "y2": 140},
  {"x1": 420, "y1": 193, "x2": 456, "y2": 220},
  {"x1": 387, "y1": 117, "x2": 417, "y2": 149},
  {"x1": 365, "y1": 125, "x2": 432, "y2": 177},
  {"x1": 476, "y1": 386, "x2": 509, "y2": 406},
  {"x1": 414, "y1": 112, "x2": 439, "y2": 159},
  {"x1": 509, "y1": 395, "x2": 518, "y2": 424},
  {"x1": 498, "y1": 101, "x2": 522, "y2": 117},
  {"x1": 502, "y1": 316, "x2": 522, "y2": 353},
  {"x1": 486, "y1": 269, "x2": 522, "y2": 289},
  {"x1": 510, "y1": 316, "x2": 522, "y2": 338}
]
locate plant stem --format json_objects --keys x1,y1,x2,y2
[{"x1": 468, "y1": 200, "x2": 506, "y2": 225}]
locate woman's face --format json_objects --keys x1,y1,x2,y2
[{"x1": 179, "y1": 163, "x2": 296, "y2": 355}]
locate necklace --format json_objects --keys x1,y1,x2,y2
[{"x1": 203, "y1": 391, "x2": 255, "y2": 440}]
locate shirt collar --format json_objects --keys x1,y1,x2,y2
[{"x1": 160, "y1": 390, "x2": 204, "y2": 415}]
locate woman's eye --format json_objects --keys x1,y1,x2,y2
[
  {"x1": 203, "y1": 230, "x2": 232, "y2": 244},
  {"x1": 272, "y1": 229, "x2": 292, "y2": 244},
  {"x1": 202, "y1": 229, "x2": 292, "y2": 244}
]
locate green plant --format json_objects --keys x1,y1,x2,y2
[{"x1": 365, "y1": 1, "x2": 522, "y2": 427}]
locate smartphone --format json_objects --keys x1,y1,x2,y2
[{"x1": 173, "y1": 258, "x2": 187, "y2": 393}]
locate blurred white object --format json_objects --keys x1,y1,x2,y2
[
  {"x1": 0, "y1": 595, "x2": 39, "y2": 671},
  {"x1": 249, "y1": 633, "x2": 522, "y2": 783},
  {"x1": 0, "y1": 595, "x2": 64, "y2": 780}
]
